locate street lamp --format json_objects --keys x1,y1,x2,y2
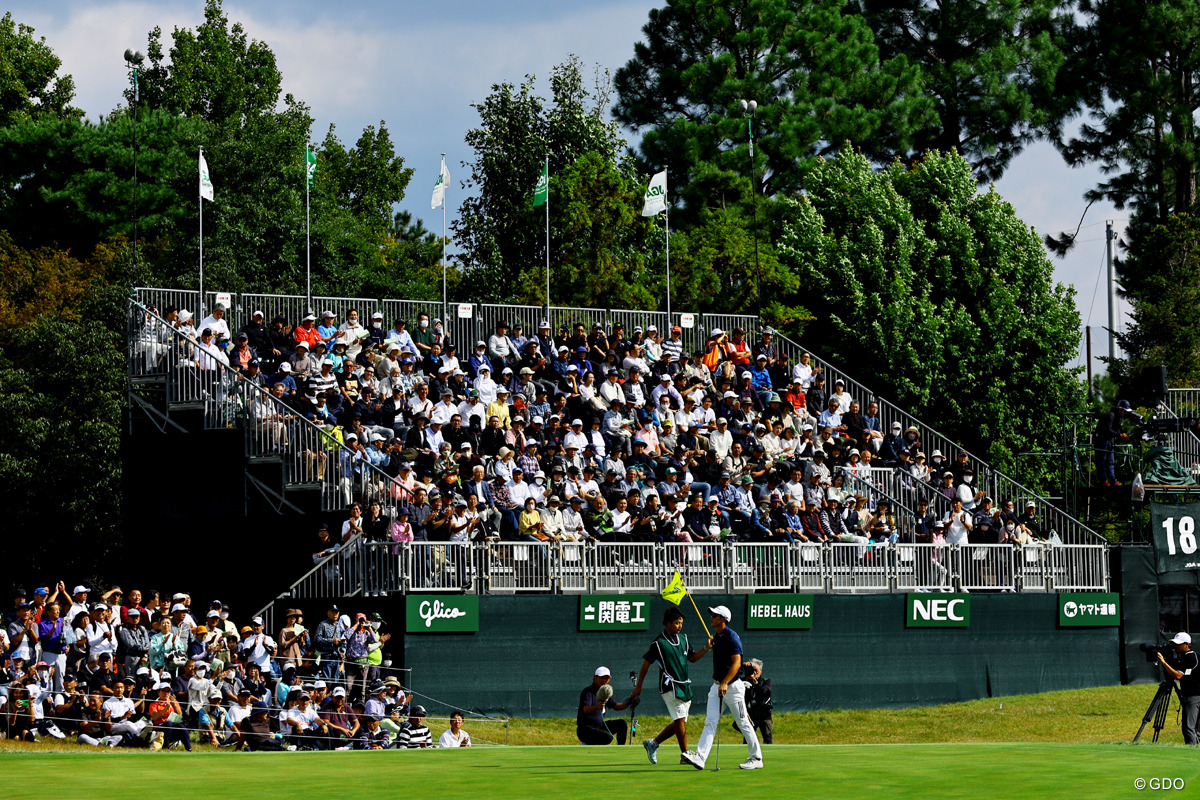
[
  {"x1": 124, "y1": 49, "x2": 145, "y2": 276},
  {"x1": 739, "y1": 99, "x2": 761, "y2": 318}
]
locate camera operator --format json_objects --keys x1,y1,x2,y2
[
  {"x1": 1093, "y1": 399, "x2": 1131, "y2": 488},
  {"x1": 742, "y1": 658, "x2": 773, "y2": 744},
  {"x1": 1155, "y1": 632, "x2": 1200, "y2": 744}
]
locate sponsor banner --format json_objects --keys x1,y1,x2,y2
[
  {"x1": 746, "y1": 594, "x2": 814, "y2": 629},
  {"x1": 579, "y1": 595, "x2": 651, "y2": 631},
  {"x1": 906, "y1": 593, "x2": 970, "y2": 627},
  {"x1": 1059, "y1": 592, "x2": 1120, "y2": 627},
  {"x1": 406, "y1": 595, "x2": 479, "y2": 633}
]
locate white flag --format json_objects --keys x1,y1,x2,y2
[
  {"x1": 431, "y1": 157, "x2": 451, "y2": 209},
  {"x1": 199, "y1": 151, "x2": 214, "y2": 202},
  {"x1": 642, "y1": 170, "x2": 667, "y2": 216}
]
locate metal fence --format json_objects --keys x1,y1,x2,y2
[
  {"x1": 129, "y1": 301, "x2": 399, "y2": 515},
  {"x1": 769, "y1": 328, "x2": 1104, "y2": 544},
  {"x1": 265, "y1": 539, "x2": 1107, "y2": 600},
  {"x1": 1162, "y1": 390, "x2": 1200, "y2": 469}
]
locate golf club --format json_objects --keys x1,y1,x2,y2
[
  {"x1": 628, "y1": 671, "x2": 638, "y2": 745},
  {"x1": 711, "y1": 705, "x2": 720, "y2": 771}
]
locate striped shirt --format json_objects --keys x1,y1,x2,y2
[{"x1": 396, "y1": 721, "x2": 433, "y2": 747}]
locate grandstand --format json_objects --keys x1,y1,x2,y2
[{"x1": 125, "y1": 287, "x2": 1108, "y2": 632}]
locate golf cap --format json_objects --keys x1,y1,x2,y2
[
  {"x1": 708, "y1": 605, "x2": 732, "y2": 621},
  {"x1": 1172, "y1": 632, "x2": 1192, "y2": 645},
  {"x1": 594, "y1": 666, "x2": 611, "y2": 678},
  {"x1": 73, "y1": 585, "x2": 89, "y2": 595},
  {"x1": 171, "y1": 603, "x2": 187, "y2": 612}
]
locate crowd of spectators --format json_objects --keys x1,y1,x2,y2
[
  {"x1": 1, "y1": 586, "x2": 470, "y2": 750},
  {"x1": 136, "y1": 304, "x2": 1055, "y2": 558}
]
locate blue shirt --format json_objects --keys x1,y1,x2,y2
[{"x1": 711, "y1": 625, "x2": 744, "y2": 682}]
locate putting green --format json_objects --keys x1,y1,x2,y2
[{"x1": 1, "y1": 741, "x2": 1196, "y2": 799}]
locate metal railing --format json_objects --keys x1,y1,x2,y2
[
  {"x1": 769, "y1": 329, "x2": 1104, "y2": 544},
  {"x1": 128, "y1": 301, "x2": 403, "y2": 515},
  {"x1": 256, "y1": 539, "x2": 1106, "y2": 601},
  {"x1": 1161, "y1": 391, "x2": 1200, "y2": 469}
]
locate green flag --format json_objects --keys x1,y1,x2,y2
[
  {"x1": 306, "y1": 147, "x2": 317, "y2": 188},
  {"x1": 661, "y1": 570, "x2": 687, "y2": 606},
  {"x1": 532, "y1": 160, "x2": 548, "y2": 207}
]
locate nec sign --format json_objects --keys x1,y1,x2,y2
[{"x1": 906, "y1": 594, "x2": 970, "y2": 627}]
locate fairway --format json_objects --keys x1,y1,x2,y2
[{"x1": 1, "y1": 742, "x2": 1196, "y2": 800}]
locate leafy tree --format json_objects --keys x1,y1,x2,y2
[
  {"x1": 851, "y1": 0, "x2": 1068, "y2": 183},
  {"x1": 133, "y1": 0, "x2": 412, "y2": 298},
  {"x1": 0, "y1": 241, "x2": 127, "y2": 576},
  {"x1": 775, "y1": 146, "x2": 1082, "y2": 477},
  {"x1": 0, "y1": 109, "x2": 202, "y2": 260},
  {"x1": 612, "y1": 0, "x2": 934, "y2": 216},
  {"x1": 453, "y1": 57, "x2": 624, "y2": 300},
  {"x1": 0, "y1": 12, "x2": 79, "y2": 128}
]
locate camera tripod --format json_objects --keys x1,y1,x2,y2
[{"x1": 1133, "y1": 679, "x2": 1182, "y2": 743}]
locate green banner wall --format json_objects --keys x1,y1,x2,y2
[{"x1": 401, "y1": 593, "x2": 1120, "y2": 719}]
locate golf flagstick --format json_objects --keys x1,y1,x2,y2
[{"x1": 687, "y1": 592, "x2": 712, "y2": 638}]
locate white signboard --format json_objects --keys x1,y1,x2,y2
[
  {"x1": 457, "y1": 303, "x2": 474, "y2": 319},
  {"x1": 215, "y1": 292, "x2": 232, "y2": 309},
  {"x1": 679, "y1": 313, "x2": 695, "y2": 329}
]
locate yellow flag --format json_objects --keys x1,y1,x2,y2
[{"x1": 661, "y1": 570, "x2": 687, "y2": 606}]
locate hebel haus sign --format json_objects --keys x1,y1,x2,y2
[
  {"x1": 406, "y1": 595, "x2": 479, "y2": 633},
  {"x1": 906, "y1": 593, "x2": 970, "y2": 627},
  {"x1": 1059, "y1": 592, "x2": 1120, "y2": 627},
  {"x1": 746, "y1": 594, "x2": 813, "y2": 629},
  {"x1": 579, "y1": 595, "x2": 650, "y2": 631}
]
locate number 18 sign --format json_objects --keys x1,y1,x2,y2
[{"x1": 1149, "y1": 502, "x2": 1200, "y2": 574}]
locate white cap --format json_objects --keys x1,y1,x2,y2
[
  {"x1": 170, "y1": 603, "x2": 187, "y2": 612},
  {"x1": 710, "y1": 328, "x2": 724, "y2": 336},
  {"x1": 73, "y1": 585, "x2": 89, "y2": 595},
  {"x1": 571, "y1": 419, "x2": 584, "y2": 426},
  {"x1": 280, "y1": 363, "x2": 292, "y2": 373},
  {"x1": 723, "y1": 391, "x2": 738, "y2": 399},
  {"x1": 333, "y1": 686, "x2": 347, "y2": 697},
  {"x1": 153, "y1": 681, "x2": 172, "y2": 691},
  {"x1": 1173, "y1": 632, "x2": 1192, "y2": 645},
  {"x1": 312, "y1": 680, "x2": 327, "y2": 689},
  {"x1": 532, "y1": 416, "x2": 544, "y2": 424},
  {"x1": 252, "y1": 309, "x2": 264, "y2": 318},
  {"x1": 178, "y1": 310, "x2": 192, "y2": 322},
  {"x1": 708, "y1": 605, "x2": 732, "y2": 621},
  {"x1": 594, "y1": 666, "x2": 611, "y2": 677},
  {"x1": 252, "y1": 616, "x2": 264, "y2": 625}
]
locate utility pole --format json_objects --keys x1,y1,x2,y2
[{"x1": 1106, "y1": 221, "x2": 1116, "y2": 363}]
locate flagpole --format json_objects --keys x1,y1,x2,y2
[
  {"x1": 199, "y1": 146, "x2": 204, "y2": 321},
  {"x1": 665, "y1": 181, "x2": 671, "y2": 321},
  {"x1": 442, "y1": 153, "x2": 448, "y2": 325},
  {"x1": 686, "y1": 591, "x2": 711, "y2": 638},
  {"x1": 306, "y1": 140, "x2": 312, "y2": 316},
  {"x1": 544, "y1": 155, "x2": 550, "y2": 314}
]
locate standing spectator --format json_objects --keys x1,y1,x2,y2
[
  {"x1": 37, "y1": 602, "x2": 67, "y2": 691},
  {"x1": 344, "y1": 613, "x2": 379, "y2": 703},
  {"x1": 116, "y1": 609, "x2": 150, "y2": 677}
]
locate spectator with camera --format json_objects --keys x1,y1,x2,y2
[{"x1": 1155, "y1": 632, "x2": 1200, "y2": 744}]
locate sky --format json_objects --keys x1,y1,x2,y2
[{"x1": 14, "y1": 0, "x2": 1127, "y2": 374}]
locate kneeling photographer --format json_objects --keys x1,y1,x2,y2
[
  {"x1": 577, "y1": 666, "x2": 638, "y2": 745},
  {"x1": 1155, "y1": 632, "x2": 1200, "y2": 744}
]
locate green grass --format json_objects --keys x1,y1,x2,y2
[
  {"x1": 0, "y1": 743, "x2": 1196, "y2": 799},
  {"x1": 1, "y1": 685, "x2": 1197, "y2": 799},
  {"x1": 499, "y1": 683, "x2": 1185, "y2": 745}
]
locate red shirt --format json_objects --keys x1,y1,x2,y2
[{"x1": 294, "y1": 324, "x2": 321, "y2": 349}]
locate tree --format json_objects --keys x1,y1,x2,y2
[
  {"x1": 775, "y1": 145, "x2": 1082, "y2": 477},
  {"x1": 612, "y1": 0, "x2": 934, "y2": 216},
  {"x1": 0, "y1": 110, "x2": 202, "y2": 259},
  {"x1": 851, "y1": 0, "x2": 1068, "y2": 183},
  {"x1": 133, "y1": 0, "x2": 412, "y2": 297},
  {"x1": 0, "y1": 239, "x2": 127, "y2": 576},
  {"x1": 0, "y1": 12, "x2": 79, "y2": 128},
  {"x1": 1109, "y1": 211, "x2": 1200, "y2": 389},
  {"x1": 453, "y1": 57, "x2": 625, "y2": 301},
  {"x1": 1049, "y1": 0, "x2": 1200, "y2": 254}
]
